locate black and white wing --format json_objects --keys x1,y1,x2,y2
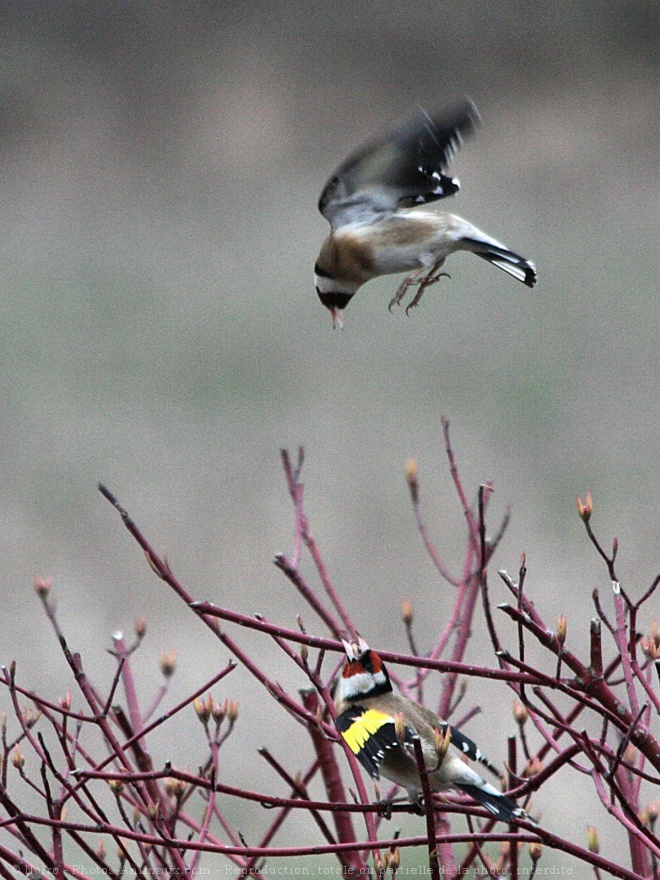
[
  {"x1": 318, "y1": 100, "x2": 480, "y2": 229},
  {"x1": 442, "y1": 723, "x2": 501, "y2": 778},
  {"x1": 337, "y1": 704, "x2": 415, "y2": 780}
]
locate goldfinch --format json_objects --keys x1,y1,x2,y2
[
  {"x1": 335, "y1": 639, "x2": 529, "y2": 823},
  {"x1": 315, "y1": 100, "x2": 537, "y2": 327}
]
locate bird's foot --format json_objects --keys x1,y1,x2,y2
[
  {"x1": 388, "y1": 268, "x2": 426, "y2": 312},
  {"x1": 404, "y1": 272, "x2": 451, "y2": 315},
  {"x1": 410, "y1": 795, "x2": 425, "y2": 815},
  {"x1": 377, "y1": 799, "x2": 394, "y2": 820}
]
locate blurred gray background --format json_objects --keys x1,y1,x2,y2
[{"x1": 0, "y1": 1, "x2": 657, "y2": 872}]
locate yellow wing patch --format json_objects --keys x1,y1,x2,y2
[
  {"x1": 341, "y1": 709, "x2": 393, "y2": 754},
  {"x1": 336, "y1": 706, "x2": 403, "y2": 779}
]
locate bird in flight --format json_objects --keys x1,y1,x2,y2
[{"x1": 315, "y1": 101, "x2": 537, "y2": 327}]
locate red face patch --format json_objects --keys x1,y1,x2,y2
[
  {"x1": 343, "y1": 650, "x2": 383, "y2": 677},
  {"x1": 342, "y1": 659, "x2": 364, "y2": 678},
  {"x1": 368, "y1": 651, "x2": 383, "y2": 673}
]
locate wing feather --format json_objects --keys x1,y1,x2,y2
[
  {"x1": 444, "y1": 723, "x2": 501, "y2": 778},
  {"x1": 337, "y1": 705, "x2": 414, "y2": 780},
  {"x1": 319, "y1": 101, "x2": 480, "y2": 229}
]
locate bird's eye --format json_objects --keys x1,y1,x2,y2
[{"x1": 361, "y1": 652, "x2": 375, "y2": 673}]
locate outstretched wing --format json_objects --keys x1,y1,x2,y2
[
  {"x1": 337, "y1": 705, "x2": 414, "y2": 780},
  {"x1": 318, "y1": 101, "x2": 480, "y2": 229}
]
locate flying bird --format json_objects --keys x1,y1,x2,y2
[
  {"x1": 315, "y1": 101, "x2": 537, "y2": 327},
  {"x1": 335, "y1": 638, "x2": 532, "y2": 823}
]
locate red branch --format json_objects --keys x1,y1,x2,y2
[{"x1": 0, "y1": 443, "x2": 656, "y2": 880}]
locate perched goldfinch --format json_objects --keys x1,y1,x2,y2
[
  {"x1": 335, "y1": 639, "x2": 530, "y2": 823},
  {"x1": 315, "y1": 100, "x2": 537, "y2": 327}
]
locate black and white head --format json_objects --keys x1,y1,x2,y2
[
  {"x1": 313, "y1": 264, "x2": 356, "y2": 329},
  {"x1": 339, "y1": 638, "x2": 393, "y2": 701}
]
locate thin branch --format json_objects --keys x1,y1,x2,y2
[
  {"x1": 411, "y1": 737, "x2": 440, "y2": 880},
  {"x1": 405, "y1": 458, "x2": 460, "y2": 586}
]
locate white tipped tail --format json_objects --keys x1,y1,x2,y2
[
  {"x1": 450, "y1": 757, "x2": 533, "y2": 824},
  {"x1": 457, "y1": 780, "x2": 531, "y2": 823},
  {"x1": 461, "y1": 233, "x2": 537, "y2": 288}
]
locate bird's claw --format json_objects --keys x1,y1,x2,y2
[
  {"x1": 390, "y1": 268, "x2": 450, "y2": 315},
  {"x1": 388, "y1": 283, "x2": 412, "y2": 312},
  {"x1": 377, "y1": 799, "x2": 394, "y2": 820},
  {"x1": 411, "y1": 796, "x2": 425, "y2": 815},
  {"x1": 404, "y1": 271, "x2": 451, "y2": 315}
]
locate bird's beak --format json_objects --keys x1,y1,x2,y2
[
  {"x1": 341, "y1": 638, "x2": 358, "y2": 660},
  {"x1": 331, "y1": 307, "x2": 344, "y2": 330}
]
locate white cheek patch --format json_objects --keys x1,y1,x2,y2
[
  {"x1": 373, "y1": 670, "x2": 388, "y2": 688},
  {"x1": 341, "y1": 670, "x2": 374, "y2": 700},
  {"x1": 315, "y1": 273, "x2": 332, "y2": 293}
]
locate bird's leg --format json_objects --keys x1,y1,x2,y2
[
  {"x1": 410, "y1": 795, "x2": 426, "y2": 815},
  {"x1": 376, "y1": 794, "x2": 410, "y2": 819},
  {"x1": 388, "y1": 267, "x2": 428, "y2": 312},
  {"x1": 405, "y1": 261, "x2": 450, "y2": 315},
  {"x1": 377, "y1": 799, "x2": 394, "y2": 821}
]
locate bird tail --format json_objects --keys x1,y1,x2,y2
[
  {"x1": 462, "y1": 236, "x2": 537, "y2": 288},
  {"x1": 445, "y1": 723, "x2": 501, "y2": 779},
  {"x1": 457, "y1": 781, "x2": 531, "y2": 824}
]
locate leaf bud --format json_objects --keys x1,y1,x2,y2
[
  {"x1": 164, "y1": 777, "x2": 187, "y2": 801},
  {"x1": 159, "y1": 650, "x2": 177, "y2": 678},
  {"x1": 22, "y1": 706, "x2": 40, "y2": 729},
  {"x1": 193, "y1": 696, "x2": 211, "y2": 724},
  {"x1": 405, "y1": 458, "x2": 419, "y2": 503},
  {"x1": 576, "y1": 491, "x2": 593, "y2": 522},
  {"x1": 108, "y1": 778, "x2": 124, "y2": 795},
  {"x1": 34, "y1": 576, "x2": 54, "y2": 597},
  {"x1": 212, "y1": 698, "x2": 227, "y2": 725},
  {"x1": 556, "y1": 615, "x2": 567, "y2": 646},
  {"x1": 434, "y1": 725, "x2": 451, "y2": 765},
  {"x1": 529, "y1": 841, "x2": 542, "y2": 862},
  {"x1": 586, "y1": 825, "x2": 599, "y2": 853},
  {"x1": 513, "y1": 700, "x2": 528, "y2": 726},
  {"x1": 523, "y1": 757, "x2": 543, "y2": 778}
]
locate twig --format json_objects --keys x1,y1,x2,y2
[
  {"x1": 405, "y1": 458, "x2": 460, "y2": 586},
  {"x1": 411, "y1": 738, "x2": 440, "y2": 880}
]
